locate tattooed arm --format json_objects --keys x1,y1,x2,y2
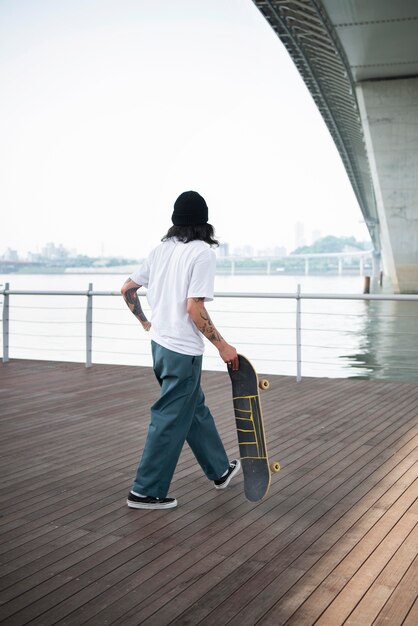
[
  {"x1": 187, "y1": 298, "x2": 239, "y2": 370},
  {"x1": 121, "y1": 279, "x2": 151, "y2": 331}
]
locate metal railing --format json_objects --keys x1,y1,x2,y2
[{"x1": 1, "y1": 283, "x2": 418, "y2": 381}]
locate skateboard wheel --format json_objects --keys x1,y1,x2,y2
[
  {"x1": 270, "y1": 461, "x2": 281, "y2": 473},
  {"x1": 259, "y1": 379, "x2": 269, "y2": 390}
]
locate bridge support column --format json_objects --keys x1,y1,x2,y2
[
  {"x1": 372, "y1": 252, "x2": 381, "y2": 278},
  {"x1": 357, "y1": 77, "x2": 418, "y2": 293}
]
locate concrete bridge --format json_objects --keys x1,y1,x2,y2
[{"x1": 253, "y1": 0, "x2": 418, "y2": 293}]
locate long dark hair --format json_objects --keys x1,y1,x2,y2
[{"x1": 162, "y1": 224, "x2": 219, "y2": 247}]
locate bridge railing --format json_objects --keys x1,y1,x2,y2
[
  {"x1": 215, "y1": 251, "x2": 374, "y2": 276},
  {"x1": 1, "y1": 283, "x2": 418, "y2": 381}
]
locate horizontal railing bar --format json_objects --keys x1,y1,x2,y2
[
  {"x1": 10, "y1": 333, "x2": 86, "y2": 338},
  {"x1": 0, "y1": 289, "x2": 116, "y2": 296},
  {"x1": 214, "y1": 292, "x2": 418, "y2": 301},
  {"x1": 10, "y1": 346, "x2": 83, "y2": 352},
  {"x1": 9, "y1": 319, "x2": 85, "y2": 324},
  {"x1": 2, "y1": 288, "x2": 418, "y2": 301},
  {"x1": 11, "y1": 305, "x2": 86, "y2": 310}
]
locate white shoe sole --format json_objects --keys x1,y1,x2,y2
[
  {"x1": 127, "y1": 499, "x2": 178, "y2": 510},
  {"x1": 214, "y1": 459, "x2": 241, "y2": 490}
]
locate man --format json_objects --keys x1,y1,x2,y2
[{"x1": 121, "y1": 190, "x2": 240, "y2": 510}]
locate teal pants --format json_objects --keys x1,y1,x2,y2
[{"x1": 132, "y1": 341, "x2": 230, "y2": 498}]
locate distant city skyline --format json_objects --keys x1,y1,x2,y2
[
  {"x1": 0, "y1": 216, "x2": 366, "y2": 260},
  {"x1": 1, "y1": 227, "x2": 370, "y2": 264}
]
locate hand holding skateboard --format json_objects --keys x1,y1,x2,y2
[{"x1": 219, "y1": 342, "x2": 239, "y2": 371}]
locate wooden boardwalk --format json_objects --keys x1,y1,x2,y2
[{"x1": 0, "y1": 359, "x2": 417, "y2": 625}]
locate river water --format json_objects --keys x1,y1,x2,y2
[{"x1": 1, "y1": 272, "x2": 417, "y2": 381}]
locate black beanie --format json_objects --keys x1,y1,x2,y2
[{"x1": 172, "y1": 191, "x2": 209, "y2": 226}]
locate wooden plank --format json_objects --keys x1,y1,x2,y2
[
  {"x1": 0, "y1": 360, "x2": 417, "y2": 626},
  {"x1": 402, "y1": 598, "x2": 418, "y2": 626},
  {"x1": 0, "y1": 533, "x2": 119, "y2": 603},
  {"x1": 345, "y1": 531, "x2": 418, "y2": 625},
  {"x1": 305, "y1": 502, "x2": 418, "y2": 626},
  {"x1": 169, "y1": 461, "x2": 418, "y2": 626},
  {"x1": 374, "y1": 557, "x2": 418, "y2": 625},
  {"x1": 253, "y1": 462, "x2": 418, "y2": 626},
  {"x1": 112, "y1": 446, "x2": 418, "y2": 623},
  {"x1": 151, "y1": 457, "x2": 417, "y2": 626}
]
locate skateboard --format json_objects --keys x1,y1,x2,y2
[{"x1": 228, "y1": 354, "x2": 280, "y2": 502}]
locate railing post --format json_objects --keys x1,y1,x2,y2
[
  {"x1": 86, "y1": 283, "x2": 93, "y2": 368},
  {"x1": 296, "y1": 283, "x2": 302, "y2": 382},
  {"x1": 2, "y1": 282, "x2": 9, "y2": 363}
]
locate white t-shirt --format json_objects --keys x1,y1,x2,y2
[{"x1": 130, "y1": 238, "x2": 216, "y2": 355}]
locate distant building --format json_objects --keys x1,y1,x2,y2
[
  {"x1": 233, "y1": 245, "x2": 254, "y2": 257},
  {"x1": 41, "y1": 242, "x2": 69, "y2": 260},
  {"x1": 274, "y1": 245, "x2": 287, "y2": 257},
  {"x1": 257, "y1": 245, "x2": 287, "y2": 257},
  {"x1": 295, "y1": 221, "x2": 306, "y2": 248},
  {"x1": 2, "y1": 248, "x2": 19, "y2": 262},
  {"x1": 217, "y1": 243, "x2": 229, "y2": 257},
  {"x1": 27, "y1": 251, "x2": 42, "y2": 263}
]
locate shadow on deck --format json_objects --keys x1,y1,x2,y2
[{"x1": 0, "y1": 360, "x2": 417, "y2": 625}]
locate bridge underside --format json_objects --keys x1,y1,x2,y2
[
  {"x1": 253, "y1": 0, "x2": 418, "y2": 292},
  {"x1": 357, "y1": 77, "x2": 418, "y2": 293}
]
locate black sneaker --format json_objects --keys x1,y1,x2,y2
[
  {"x1": 214, "y1": 459, "x2": 241, "y2": 490},
  {"x1": 127, "y1": 492, "x2": 177, "y2": 510}
]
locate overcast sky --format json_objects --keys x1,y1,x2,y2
[{"x1": 0, "y1": 0, "x2": 371, "y2": 259}]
